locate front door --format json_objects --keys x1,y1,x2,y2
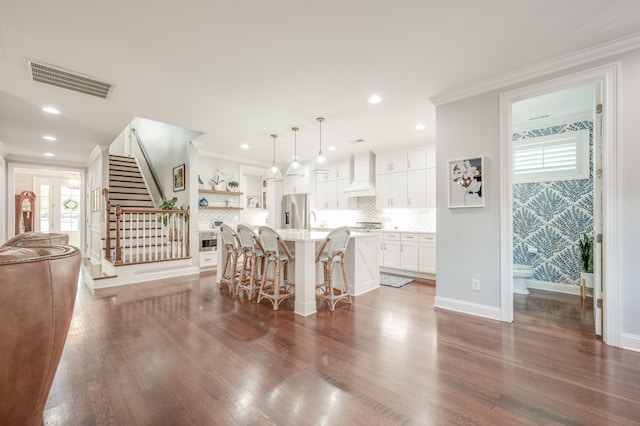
[{"x1": 34, "y1": 177, "x2": 82, "y2": 248}]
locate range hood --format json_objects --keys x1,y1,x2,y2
[{"x1": 344, "y1": 151, "x2": 376, "y2": 197}]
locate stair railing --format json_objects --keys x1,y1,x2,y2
[
  {"x1": 130, "y1": 128, "x2": 165, "y2": 205},
  {"x1": 103, "y1": 189, "x2": 190, "y2": 265}
]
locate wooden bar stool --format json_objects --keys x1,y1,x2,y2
[
  {"x1": 316, "y1": 226, "x2": 352, "y2": 311},
  {"x1": 219, "y1": 224, "x2": 242, "y2": 294},
  {"x1": 236, "y1": 223, "x2": 265, "y2": 301},
  {"x1": 257, "y1": 226, "x2": 295, "y2": 310}
]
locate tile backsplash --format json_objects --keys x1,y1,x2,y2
[{"x1": 316, "y1": 197, "x2": 436, "y2": 231}]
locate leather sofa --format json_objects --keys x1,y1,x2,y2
[
  {"x1": 2, "y1": 231, "x2": 69, "y2": 247},
  {"x1": 0, "y1": 243, "x2": 80, "y2": 426}
]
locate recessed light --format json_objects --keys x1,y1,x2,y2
[
  {"x1": 328, "y1": 146, "x2": 336, "y2": 151},
  {"x1": 240, "y1": 143, "x2": 250, "y2": 149},
  {"x1": 415, "y1": 123, "x2": 426, "y2": 130},
  {"x1": 43, "y1": 135, "x2": 57, "y2": 141},
  {"x1": 42, "y1": 106, "x2": 61, "y2": 114},
  {"x1": 368, "y1": 94, "x2": 381, "y2": 104},
  {"x1": 44, "y1": 152, "x2": 55, "y2": 157}
]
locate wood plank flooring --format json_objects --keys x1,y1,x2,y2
[{"x1": 44, "y1": 273, "x2": 640, "y2": 425}]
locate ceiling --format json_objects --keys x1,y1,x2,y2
[{"x1": 1, "y1": 1, "x2": 640, "y2": 168}]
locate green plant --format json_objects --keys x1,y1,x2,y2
[
  {"x1": 157, "y1": 197, "x2": 187, "y2": 227},
  {"x1": 578, "y1": 233, "x2": 594, "y2": 273},
  {"x1": 227, "y1": 180, "x2": 239, "y2": 190}
]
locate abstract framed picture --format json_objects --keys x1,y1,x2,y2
[
  {"x1": 173, "y1": 163, "x2": 185, "y2": 192},
  {"x1": 448, "y1": 156, "x2": 484, "y2": 208}
]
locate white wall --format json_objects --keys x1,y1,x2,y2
[
  {"x1": 435, "y1": 93, "x2": 502, "y2": 317},
  {"x1": 0, "y1": 153, "x2": 5, "y2": 242},
  {"x1": 434, "y1": 48, "x2": 640, "y2": 349},
  {"x1": 131, "y1": 117, "x2": 202, "y2": 208}
]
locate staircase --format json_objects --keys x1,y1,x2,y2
[{"x1": 105, "y1": 155, "x2": 188, "y2": 264}]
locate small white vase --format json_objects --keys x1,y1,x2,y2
[{"x1": 212, "y1": 183, "x2": 224, "y2": 191}]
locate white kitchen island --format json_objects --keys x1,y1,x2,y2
[{"x1": 276, "y1": 229, "x2": 380, "y2": 316}]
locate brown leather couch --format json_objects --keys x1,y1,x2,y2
[
  {"x1": 2, "y1": 231, "x2": 69, "y2": 247},
  {"x1": 0, "y1": 244, "x2": 80, "y2": 426}
]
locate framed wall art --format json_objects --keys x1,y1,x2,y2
[
  {"x1": 448, "y1": 156, "x2": 484, "y2": 208},
  {"x1": 173, "y1": 164, "x2": 185, "y2": 192}
]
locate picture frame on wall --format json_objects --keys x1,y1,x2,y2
[
  {"x1": 448, "y1": 156, "x2": 484, "y2": 208},
  {"x1": 173, "y1": 164, "x2": 185, "y2": 192}
]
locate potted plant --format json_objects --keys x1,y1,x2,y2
[
  {"x1": 578, "y1": 233, "x2": 594, "y2": 297},
  {"x1": 227, "y1": 180, "x2": 240, "y2": 191},
  {"x1": 210, "y1": 168, "x2": 228, "y2": 191},
  {"x1": 157, "y1": 197, "x2": 187, "y2": 241}
]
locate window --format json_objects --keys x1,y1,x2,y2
[{"x1": 513, "y1": 129, "x2": 589, "y2": 183}]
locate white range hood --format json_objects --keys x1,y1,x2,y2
[{"x1": 344, "y1": 151, "x2": 376, "y2": 197}]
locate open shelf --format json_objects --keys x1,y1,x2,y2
[
  {"x1": 199, "y1": 189, "x2": 243, "y2": 196},
  {"x1": 198, "y1": 206, "x2": 243, "y2": 210}
]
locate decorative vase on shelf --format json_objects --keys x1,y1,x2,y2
[
  {"x1": 227, "y1": 180, "x2": 240, "y2": 192},
  {"x1": 199, "y1": 197, "x2": 208, "y2": 207},
  {"x1": 212, "y1": 183, "x2": 224, "y2": 191}
]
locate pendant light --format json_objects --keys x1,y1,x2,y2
[
  {"x1": 286, "y1": 126, "x2": 304, "y2": 178},
  {"x1": 265, "y1": 134, "x2": 283, "y2": 182},
  {"x1": 311, "y1": 117, "x2": 330, "y2": 173}
]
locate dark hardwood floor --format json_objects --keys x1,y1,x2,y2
[{"x1": 44, "y1": 273, "x2": 640, "y2": 425}]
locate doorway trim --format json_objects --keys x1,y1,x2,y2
[
  {"x1": 499, "y1": 63, "x2": 621, "y2": 347},
  {"x1": 7, "y1": 162, "x2": 86, "y2": 256}
]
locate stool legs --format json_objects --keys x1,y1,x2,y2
[
  {"x1": 257, "y1": 254, "x2": 294, "y2": 310},
  {"x1": 317, "y1": 256, "x2": 352, "y2": 311}
]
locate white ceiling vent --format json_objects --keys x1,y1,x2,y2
[{"x1": 27, "y1": 60, "x2": 113, "y2": 99}]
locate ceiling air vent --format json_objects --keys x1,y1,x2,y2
[{"x1": 27, "y1": 60, "x2": 113, "y2": 99}]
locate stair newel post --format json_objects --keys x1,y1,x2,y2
[
  {"x1": 185, "y1": 206, "x2": 190, "y2": 258},
  {"x1": 115, "y1": 204, "x2": 123, "y2": 265},
  {"x1": 102, "y1": 188, "x2": 112, "y2": 262}
]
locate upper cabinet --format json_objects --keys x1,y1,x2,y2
[
  {"x1": 315, "y1": 159, "x2": 355, "y2": 210},
  {"x1": 283, "y1": 164, "x2": 310, "y2": 195},
  {"x1": 375, "y1": 145, "x2": 436, "y2": 209}
]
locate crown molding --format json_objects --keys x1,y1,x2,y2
[{"x1": 431, "y1": 32, "x2": 640, "y2": 106}]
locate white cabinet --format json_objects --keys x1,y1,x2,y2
[
  {"x1": 406, "y1": 146, "x2": 426, "y2": 170},
  {"x1": 376, "y1": 172, "x2": 407, "y2": 209},
  {"x1": 381, "y1": 232, "x2": 401, "y2": 268},
  {"x1": 400, "y1": 233, "x2": 419, "y2": 271},
  {"x1": 377, "y1": 151, "x2": 407, "y2": 174},
  {"x1": 407, "y1": 169, "x2": 426, "y2": 208},
  {"x1": 283, "y1": 165, "x2": 310, "y2": 194},
  {"x1": 376, "y1": 145, "x2": 434, "y2": 209},
  {"x1": 419, "y1": 234, "x2": 436, "y2": 274},
  {"x1": 425, "y1": 168, "x2": 436, "y2": 208},
  {"x1": 200, "y1": 250, "x2": 217, "y2": 270},
  {"x1": 315, "y1": 159, "x2": 355, "y2": 210}
]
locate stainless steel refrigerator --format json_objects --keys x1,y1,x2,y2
[{"x1": 281, "y1": 193, "x2": 308, "y2": 229}]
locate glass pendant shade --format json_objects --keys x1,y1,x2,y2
[
  {"x1": 265, "y1": 134, "x2": 283, "y2": 182},
  {"x1": 311, "y1": 117, "x2": 330, "y2": 173},
  {"x1": 286, "y1": 126, "x2": 304, "y2": 178}
]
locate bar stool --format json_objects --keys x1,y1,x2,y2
[
  {"x1": 236, "y1": 223, "x2": 265, "y2": 301},
  {"x1": 219, "y1": 224, "x2": 242, "y2": 294},
  {"x1": 315, "y1": 226, "x2": 352, "y2": 311},
  {"x1": 257, "y1": 226, "x2": 295, "y2": 310}
]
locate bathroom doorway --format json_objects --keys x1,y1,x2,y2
[
  {"x1": 499, "y1": 64, "x2": 619, "y2": 345},
  {"x1": 510, "y1": 81, "x2": 597, "y2": 329}
]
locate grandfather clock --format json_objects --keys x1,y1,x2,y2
[{"x1": 15, "y1": 190, "x2": 36, "y2": 235}]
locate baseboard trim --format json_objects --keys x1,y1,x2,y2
[
  {"x1": 434, "y1": 296, "x2": 502, "y2": 322},
  {"x1": 621, "y1": 333, "x2": 640, "y2": 353},
  {"x1": 526, "y1": 280, "x2": 582, "y2": 296}
]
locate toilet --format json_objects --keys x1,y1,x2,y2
[{"x1": 513, "y1": 264, "x2": 534, "y2": 295}]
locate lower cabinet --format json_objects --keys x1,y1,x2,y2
[
  {"x1": 200, "y1": 250, "x2": 217, "y2": 270},
  {"x1": 377, "y1": 231, "x2": 436, "y2": 276},
  {"x1": 400, "y1": 233, "x2": 419, "y2": 271},
  {"x1": 419, "y1": 234, "x2": 436, "y2": 274},
  {"x1": 380, "y1": 232, "x2": 401, "y2": 268}
]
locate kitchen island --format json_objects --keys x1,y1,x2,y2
[
  {"x1": 277, "y1": 229, "x2": 380, "y2": 316},
  {"x1": 216, "y1": 228, "x2": 380, "y2": 316}
]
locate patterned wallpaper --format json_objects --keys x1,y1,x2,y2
[{"x1": 512, "y1": 120, "x2": 593, "y2": 288}]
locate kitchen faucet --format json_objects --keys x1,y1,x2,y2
[{"x1": 307, "y1": 211, "x2": 316, "y2": 232}]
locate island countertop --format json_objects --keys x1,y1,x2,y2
[{"x1": 275, "y1": 229, "x2": 380, "y2": 316}]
